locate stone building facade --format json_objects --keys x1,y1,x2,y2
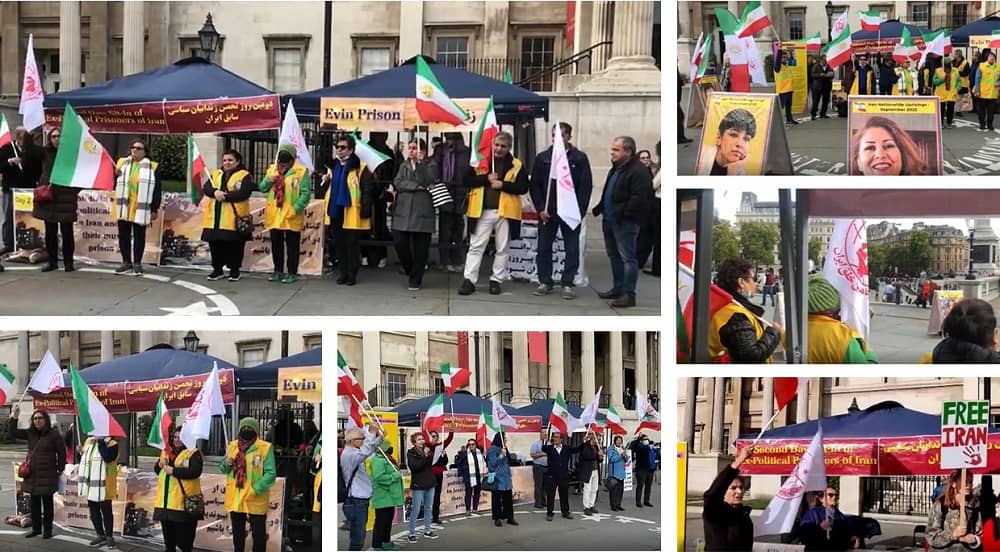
[{"x1": 867, "y1": 221, "x2": 970, "y2": 275}]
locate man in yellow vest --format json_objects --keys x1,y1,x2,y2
[
  {"x1": 220, "y1": 417, "x2": 276, "y2": 552},
  {"x1": 976, "y1": 51, "x2": 1000, "y2": 131},
  {"x1": 773, "y1": 47, "x2": 797, "y2": 125},
  {"x1": 457, "y1": 132, "x2": 529, "y2": 296},
  {"x1": 934, "y1": 57, "x2": 961, "y2": 128},
  {"x1": 807, "y1": 275, "x2": 878, "y2": 363},
  {"x1": 849, "y1": 55, "x2": 875, "y2": 95},
  {"x1": 954, "y1": 49, "x2": 971, "y2": 116}
]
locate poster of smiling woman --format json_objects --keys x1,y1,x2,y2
[
  {"x1": 847, "y1": 96, "x2": 942, "y2": 176},
  {"x1": 694, "y1": 92, "x2": 791, "y2": 176}
]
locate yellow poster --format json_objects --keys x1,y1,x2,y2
[
  {"x1": 677, "y1": 442, "x2": 687, "y2": 552},
  {"x1": 695, "y1": 92, "x2": 775, "y2": 176},
  {"x1": 362, "y1": 410, "x2": 400, "y2": 531},
  {"x1": 971, "y1": 35, "x2": 992, "y2": 49},
  {"x1": 321, "y1": 97, "x2": 491, "y2": 132},
  {"x1": 781, "y1": 42, "x2": 809, "y2": 113},
  {"x1": 847, "y1": 96, "x2": 941, "y2": 175},
  {"x1": 277, "y1": 366, "x2": 321, "y2": 403}
]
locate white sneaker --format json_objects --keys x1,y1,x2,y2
[{"x1": 378, "y1": 258, "x2": 387, "y2": 269}]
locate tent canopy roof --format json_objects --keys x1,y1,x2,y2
[
  {"x1": 391, "y1": 390, "x2": 519, "y2": 426},
  {"x1": 511, "y1": 398, "x2": 584, "y2": 421},
  {"x1": 44, "y1": 57, "x2": 275, "y2": 108},
  {"x1": 287, "y1": 55, "x2": 548, "y2": 120},
  {"x1": 236, "y1": 348, "x2": 322, "y2": 389},
  {"x1": 951, "y1": 16, "x2": 1000, "y2": 46},
  {"x1": 67, "y1": 348, "x2": 236, "y2": 385},
  {"x1": 851, "y1": 20, "x2": 928, "y2": 42}
]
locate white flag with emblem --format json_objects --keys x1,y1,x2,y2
[
  {"x1": 823, "y1": 219, "x2": 870, "y2": 341},
  {"x1": 755, "y1": 426, "x2": 826, "y2": 536},
  {"x1": 277, "y1": 99, "x2": 314, "y2": 172}
]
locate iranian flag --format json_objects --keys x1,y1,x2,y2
[
  {"x1": 415, "y1": 56, "x2": 469, "y2": 125},
  {"x1": 49, "y1": 104, "x2": 115, "y2": 191},
  {"x1": 991, "y1": 30, "x2": 1000, "y2": 49},
  {"x1": 738, "y1": 1, "x2": 772, "y2": 38},
  {"x1": 0, "y1": 113, "x2": 11, "y2": 150},
  {"x1": 689, "y1": 33, "x2": 706, "y2": 81},
  {"x1": 804, "y1": 32, "x2": 822, "y2": 52},
  {"x1": 693, "y1": 35, "x2": 713, "y2": 84},
  {"x1": 892, "y1": 28, "x2": 919, "y2": 64},
  {"x1": 476, "y1": 404, "x2": 499, "y2": 449},
  {"x1": 341, "y1": 396, "x2": 362, "y2": 429},
  {"x1": 605, "y1": 405, "x2": 628, "y2": 435},
  {"x1": 469, "y1": 96, "x2": 498, "y2": 171},
  {"x1": 774, "y1": 378, "x2": 808, "y2": 411},
  {"x1": 549, "y1": 392, "x2": 579, "y2": 435},
  {"x1": 423, "y1": 394, "x2": 446, "y2": 435},
  {"x1": 337, "y1": 351, "x2": 367, "y2": 405},
  {"x1": 147, "y1": 391, "x2": 172, "y2": 451},
  {"x1": 678, "y1": 262, "x2": 736, "y2": 362},
  {"x1": 70, "y1": 363, "x2": 126, "y2": 438},
  {"x1": 715, "y1": 8, "x2": 750, "y2": 92},
  {"x1": 823, "y1": 26, "x2": 853, "y2": 70},
  {"x1": 187, "y1": 134, "x2": 211, "y2": 204},
  {"x1": 0, "y1": 364, "x2": 15, "y2": 407},
  {"x1": 351, "y1": 130, "x2": 391, "y2": 172},
  {"x1": 823, "y1": 219, "x2": 870, "y2": 341},
  {"x1": 635, "y1": 392, "x2": 661, "y2": 433},
  {"x1": 440, "y1": 362, "x2": 470, "y2": 397},
  {"x1": 923, "y1": 30, "x2": 951, "y2": 57},
  {"x1": 858, "y1": 9, "x2": 883, "y2": 31},
  {"x1": 755, "y1": 427, "x2": 826, "y2": 536}
]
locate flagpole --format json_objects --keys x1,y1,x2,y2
[
  {"x1": 751, "y1": 409, "x2": 783, "y2": 446},
  {"x1": 347, "y1": 394, "x2": 397, "y2": 472}
]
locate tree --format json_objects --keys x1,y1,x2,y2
[
  {"x1": 886, "y1": 244, "x2": 909, "y2": 276},
  {"x1": 713, "y1": 220, "x2": 741, "y2": 265},
  {"x1": 867, "y1": 243, "x2": 888, "y2": 277},
  {"x1": 905, "y1": 230, "x2": 932, "y2": 276},
  {"x1": 739, "y1": 221, "x2": 780, "y2": 267},
  {"x1": 809, "y1": 237, "x2": 825, "y2": 267}
]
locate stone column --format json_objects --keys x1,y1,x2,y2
[
  {"x1": 139, "y1": 331, "x2": 153, "y2": 352},
  {"x1": 16, "y1": 332, "x2": 29, "y2": 401},
  {"x1": 678, "y1": 2, "x2": 695, "y2": 75},
  {"x1": 511, "y1": 332, "x2": 530, "y2": 406},
  {"x1": 361, "y1": 332, "x2": 381, "y2": 402},
  {"x1": 703, "y1": 378, "x2": 715, "y2": 450},
  {"x1": 399, "y1": 1, "x2": 425, "y2": 62},
  {"x1": 47, "y1": 332, "x2": 61, "y2": 363},
  {"x1": 635, "y1": 332, "x2": 647, "y2": 396},
  {"x1": 609, "y1": 331, "x2": 624, "y2": 410},
  {"x1": 590, "y1": 1, "x2": 612, "y2": 71},
  {"x1": 414, "y1": 332, "x2": 430, "y2": 392},
  {"x1": 796, "y1": 378, "x2": 809, "y2": 423},
  {"x1": 1, "y1": 3, "x2": 20, "y2": 97},
  {"x1": 731, "y1": 378, "x2": 745, "y2": 448},
  {"x1": 59, "y1": 1, "x2": 82, "y2": 90},
  {"x1": 762, "y1": 378, "x2": 774, "y2": 429},
  {"x1": 548, "y1": 332, "x2": 565, "y2": 398},
  {"x1": 101, "y1": 331, "x2": 114, "y2": 362},
  {"x1": 581, "y1": 332, "x2": 595, "y2": 401},
  {"x1": 122, "y1": 0, "x2": 144, "y2": 76},
  {"x1": 607, "y1": 1, "x2": 656, "y2": 69},
  {"x1": 482, "y1": 1, "x2": 511, "y2": 60},
  {"x1": 684, "y1": 378, "x2": 697, "y2": 449},
  {"x1": 488, "y1": 332, "x2": 503, "y2": 398},
  {"x1": 712, "y1": 378, "x2": 727, "y2": 452}
]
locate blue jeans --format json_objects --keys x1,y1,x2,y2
[
  {"x1": 602, "y1": 220, "x2": 640, "y2": 296},
  {"x1": 342, "y1": 497, "x2": 370, "y2": 551},
  {"x1": 409, "y1": 487, "x2": 434, "y2": 535},
  {"x1": 536, "y1": 216, "x2": 581, "y2": 287}
]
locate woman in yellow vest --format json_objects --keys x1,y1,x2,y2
[
  {"x1": 259, "y1": 144, "x2": 311, "y2": 284},
  {"x1": 322, "y1": 134, "x2": 375, "y2": 286},
  {"x1": 153, "y1": 424, "x2": 203, "y2": 552},
  {"x1": 806, "y1": 275, "x2": 878, "y2": 363},
  {"x1": 930, "y1": 298, "x2": 1000, "y2": 362},
  {"x1": 202, "y1": 149, "x2": 254, "y2": 281},
  {"x1": 78, "y1": 435, "x2": 120, "y2": 548},
  {"x1": 707, "y1": 257, "x2": 783, "y2": 362},
  {"x1": 113, "y1": 139, "x2": 162, "y2": 276},
  {"x1": 773, "y1": 48, "x2": 797, "y2": 125},
  {"x1": 893, "y1": 60, "x2": 917, "y2": 96},
  {"x1": 934, "y1": 57, "x2": 961, "y2": 128},
  {"x1": 220, "y1": 417, "x2": 276, "y2": 552},
  {"x1": 975, "y1": 52, "x2": 1000, "y2": 131}
]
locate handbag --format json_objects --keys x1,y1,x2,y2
[
  {"x1": 480, "y1": 472, "x2": 497, "y2": 492},
  {"x1": 175, "y1": 470, "x2": 205, "y2": 518},
  {"x1": 230, "y1": 201, "x2": 253, "y2": 238},
  {"x1": 33, "y1": 184, "x2": 53, "y2": 205},
  {"x1": 429, "y1": 182, "x2": 453, "y2": 209},
  {"x1": 18, "y1": 441, "x2": 40, "y2": 479}
]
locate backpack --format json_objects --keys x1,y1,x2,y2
[{"x1": 338, "y1": 450, "x2": 361, "y2": 504}]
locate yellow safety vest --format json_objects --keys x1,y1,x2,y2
[
  {"x1": 223, "y1": 439, "x2": 274, "y2": 515},
  {"x1": 155, "y1": 449, "x2": 202, "y2": 513},
  {"x1": 934, "y1": 68, "x2": 960, "y2": 103},
  {"x1": 323, "y1": 162, "x2": 371, "y2": 230},
  {"x1": 263, "y1": 164, "x2": 309, "y2": 232},
  {"x1": 957, "y1": 59, "x2": 971, "y2": 89},
  {"x1": 849, "y1": 69, "x2": 874, "y2": 95},
  {"x1": 892, "y1": 68, "x2": 915, "y2": 96},
  {"x1": 466, "y1": 158, "x2": 524, "y2": 221},
  {"x1": 707, "y1": 301, "x2": 773, "y2": 363},
  {"x1": 774, "y1": 65, "x2": 794, "y2": 95},
  {"x1": 807, "y1": 314, "x2": 861, "y2": 364},
  {"x1": 202, "y1": 169, "x2": 251, "y2": 231},
  {"x1": 981, "y1": 63, "x2": 1000, "y2": 100}
]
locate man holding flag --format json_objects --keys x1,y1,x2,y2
[{"x1": 530, "y1": 122, "x2": 593, "y2": 300}]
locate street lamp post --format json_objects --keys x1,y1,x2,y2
[
  {"x1": 825, "y1": 1, "x2": 835, "y2": 42},
  {"x1": 967, "y1": 222, "x2": 977, "y2": 280},
  {"x1": 183, "y1": 331, "x2": 201, "y2": 352},
  {"x1": 198, "y1": 13, "x2": 220, "y2": 62}
]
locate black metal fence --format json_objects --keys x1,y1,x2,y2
[
  {"x1": 861, "y1": 476, "x2": 940, "y2": 517},
  {"x1": 529, "y1": 386, "x2": 550, "y2": 401}
]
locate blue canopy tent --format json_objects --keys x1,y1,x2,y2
[
  {"x1": 391, "y1": 390, "x2": 519, "y2": 427},
  {"x1": 236, "y1": 348, "x2": 322, "y2": 389},
  {"x1": 64, "y1": 348, "x2": 235, "y2": 385},
  {"x1": 851, "y1": 20, "x2": 928, "y2": 54},
  {"x1": 512, "y1": 398, "x2": 584, "y2": 422},
  {"x1": 737, "y1": 401, "x2": 944, "y2": 440},
  {"x1": 951, "y1": 16, "x2": 1000, "y2": 46}
]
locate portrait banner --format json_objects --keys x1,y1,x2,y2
[
  {"x1": 928, "y1": 289, "x2": 965, "y2": 335},
  {"x1": 695, "y1": 92, "x2": 791, "y2": 176},
  {"x1": 780, "y1": 42, "x2": 809, "y2": 113},
  {"x1": 846, "y1": 96, "x2": 942, "y2": 175}
]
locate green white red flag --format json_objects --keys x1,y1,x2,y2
[
  {"x1": 634, "y1": 392, "x2": 661, "y2": 433},
  {"x1": 0, "y1": 364, "x2": 15, "y2": 407},
  {"x1": 992, "y1": 30, "x2": 1000, "y2": 49},
  {"x1": 469, "y1": 96, "x2": 499, "y2": 171},
  {"x1": 187, "y1": 134, "x2": 210, "y2": 204},
  {"x1": 415, "y1": 56, "x2": 469, "y2": 126},
  {"x1": 440, "y1": 362, "x2": 470, "y2": 397},
  {"x1": 738, "y1": 1, "x2": 772, "y2": 38},
  {"x1": 477, "y1": 404, "x2": 499, "y2": 449},
  {"x1": 337, "y1": 351, "x2": 367, "y2": 405},
  {"x1": 549, "y1": 392, "x2": 579, "y2": 435},
  {"x1": 50, "y1": 104, "x2": 115, "y2": 190},
  {"x1": 804, "y1": 32, "x2": 822, "y2": 52},
  {"x1": 147, "y1": 391, "x2": 172, "y2": 450},
  {"x1": 893, "y1": 28, "x2": 920, "y2": 64},
  {"x1": 858, "y1": 9, "x2": 883, "y2": 32},
  {"x1": 0, "y1": 113, "x2": 11, "y2": 150},
  {"x1": 342, "y1": 396, "x2": 362, "y2": 429},
  {"x1": 605, "y1": 405, "x2": 628, "y2": 435},
  {"x1": 70, "y1": 363, "x2": 126, "y2": 437},
  {"x1": 351, "y1": 130, "x2": 391, "y2": 172},
  {"x1": 823, "y1": 26, "x2": 853, "y2": 70},
  {"x1": 715, "y1": 8, "x2": 750, "y2": 92},
  {"x1": 693, "y1": 35, "x2": 714, "y2": 84},
  {"x1": 423, "y1": 394, "x2": 446, "y2": 435}
]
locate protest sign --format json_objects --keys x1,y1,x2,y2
[
  {"x1": 928, "y1": 289, "x2": 965, "y2": 335},
  {"x1": 695, "y1": 92, "x2": 792, "y2": 176},
  {"x1": 847, "y1": 96, "x2": 942, "y2": 175},
  {"x1": 941, "y1": 400, "x2": 989, "y2": 469},
  {"x1": 780, "y1": 42, "x2": 809, "y2": 113}
]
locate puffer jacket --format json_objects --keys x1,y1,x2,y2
[
  {"x1": 932, "y1": 338, "x2": 1000, "y2": 363},
  {"x1": 719, "y1": 293, "x2": 782, "y2": 362}
]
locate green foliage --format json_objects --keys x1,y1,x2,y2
[
  {"x1": 713, "y1": 220, "x2": 741, "y2": 265},
  {"x1": 906, "y1": 230, "x2": 932, "y2": 276},
  {"x1": 0, "y1": 417, "x2": 12, "y2": 443},
  {"x1": 150, "y1": 135, "x2": 187, "y2": 181},
  {"x1": 867, "y1": 243, "x2": 888, "y2": 277},
  {"x1": 809, "y1": 237, "x2": 825, "y2": 266},
  {"x1": 739, "y1": 221, "x2": 780, "y2": 267},
  {"x1": 137, "y1": 414, "x2": 153, "y2": 446}
]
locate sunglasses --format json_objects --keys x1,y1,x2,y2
[
  {"x1": 131, "y1": 146, "x2": 145, "y2": 150},
  {"x1": 50, "y1": 134, "x2": 60, "y2": 139},
  {"x1": 826, "y1": 493, "x2": 838, "y2": 497},
  {"x1": 335, "y1": 145, "x2": 349, "y2": 150}
]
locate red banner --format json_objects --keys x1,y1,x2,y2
[
  {"x1": 32, "y1": 369, "x2": 236, "y2": 414},
  {"x1": 43, "y1": 95, "x2": 281, "y2": 134},
  {"x1": 737, "y1": 435, "x2": 1000, "y2": 476},
  {"x1": 419, "y1": 412, "x2": 542, "y2": 433}
]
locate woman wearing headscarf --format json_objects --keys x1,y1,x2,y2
[
  {"x1": 9, "y1": 405, "x2": 65, "y2": 539},
  {"x1": 33, "y1": 127, "x2": 81, "y2": 272},
  {"x1": 259, "y1": 144, "x2": 311, "y2": 284},
  {"x1": 486, "y1": 433, "x2": 516, "y2": 527},
  {"x1": 202, "y1": 149, "x2": 254, "y2": 281},
  {"x1": 79, "y1": 432, "x2": 121, "y2": 548},
  {"x1": 113, "y1": 138, "x2": 162, "y2": 276},
  {"x1": 220, "y1": 417, "x2": 277, "y2": 552},
  {"x1": 153, "y1": 424, "x2": 203, "y2": 552},
  {"x1": 606, "y1": 434, "x2": 629, "y2": 512},
  {"x1": 370, "y1": 441, "x2": 402, "y2": 551}
]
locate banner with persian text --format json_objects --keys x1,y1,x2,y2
[{"x1": 418, "y1": 413, "x2": 543, "y2": 433}]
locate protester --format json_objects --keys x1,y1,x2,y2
[
  {"x1": 455, "y1": 438, "x2": 486, "y2": 515},
  {"x1": 606, "y1": 435, "x2": 629, "y2": 511},
  {"x1": 362, "y1": 132, "x2": 394, "y2": 270},
  {"x1": 679, "y1": 69, "x2": 693, "y2": 143},
  {"x1": 220, "y1": 417, "x2": 277, "y2": 552},
  {"x1": 798, "y1": 484, "x2": 860, "y2": 550},
  {"x1": 955, "y1": 50, "x2": 972, "y2": 113},
  {"x1": 529, "y1": 429, "x2": 549, "y2": 509},
  {"x1": 340, "y1": 425, "x2": 384, "y2": 551},
  {"x1": 975, "y1": 51, "x2": 999, "y2": 131},
  {"x1": 638, "y1": 141, "x2": 661, "y2": 277},
  {"x1": 370, "y1": 441, "x2": 402, "y2": 551},
  {"x1": 405, "y1": 432, "x2": 438, "y2": 541},
  {"x1": 849, "y1": 55, "x2": 874, "y2": 95},
  {"x1": 423, "y1": 429, "x2": 453, "y2": 524},
  {"x1": 877, "y1": 55, "x2": 897, "y2": 96},
  {"x1": 760, "y1": 268, "x2": 776, "y2": 307},
  {"x1": 0, "y1": 126, "x2": 42, "y2": 254},
  {"x1": 810, "y1": 55, "x2": 834, "y2": 119},
  {"x1": 629, "y1": 433, "x2": 655, "y2": 508},
  {"x1": 10, "y1": 406, "x2": 64, "y2": 539},
  {"x1": 392, "y1": 139, "x2": 437, "y2": 291},
  {"x1": 541, "y1": 430, "x2": 575, "y2": 521},
  {"x1": 529, "y1": 122, "x2": 593, "y2": 299},
  {"x1": 33, "y1": 127, "x2": 80, "y2": 272},
  {"x1": 980, "y1": 475, "x2": 998, "y2": 524},
  {"x1": 935, "y1": 57, "x2": 961, "y2": 128},
  {"x1": 202, "y1": 149, "x2": 254, "y2": 281},
  {"x1": 593, "y1": 135, "x2": 653, "y2": 308},
  {"x1": 849, "y1": 116, "x2": 932, "y2": 176},
  {"x1": 709, "y1": 257, "x2": 783, "y2": 362},
  {"x1": 703, "y1": 445, "x2": 755, "y2": 551},
  {"x1": 324, "y1": 135, "x2": 375, "y2": 286},
  {"x1": 932, "y1": 298, "x2": 1000, "y2": 362},
  {"x1": 577, "y1": 432, "x2": 604, "y2": 515},
  {"x1": 432, "y1": 133, "x2": 471, "y2": 272},
  {"x1": 153, "y1": 424, "x2": 203, "y2": 552},
  {"x1": 487, "y1": 433, "x2": 518, "y2": 526},
  {"x1": 79, "y1": 433, "x2": 120, "y2": 548},
  {"x1": 893, "y1": 59, "x2": 917, "y2": 96},
  {"x1": 971, "y1": 51, "x2": 984, "y2": 116},
  {"x1": 113, "y1": 139, "x2": 162, "y2": 276},
  {"x1": 259, "y1": 144, "x2": 310, "y2": 285},
  {"x1": 774, "y1": 48, "x2": 797, "y2": 124},
  {"x1": 926, "y1": 469, "x2": 982, "y2": 550},
  {"x1": 807, "y1": 275, "x2": 878, "y2": 363},
  {"x1": 458, "y1": 132, "x2": 528, "y2": 296}
]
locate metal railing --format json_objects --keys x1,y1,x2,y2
[
  {"x1": 564, "y1": 389, "x2": 582, "y2": 406},
  {"x1": 861, "y1": 476, "x2": 940, "y2": 517},
  {"x1": 438, "y1": 41, "x2": 613, "y2": 92},
  {"x1": 529, "y1": 386, "x2": 550, "y2": 401}
]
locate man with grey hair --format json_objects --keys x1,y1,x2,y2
[
  {"x1": 592, "y1": 135, "x2": 653, "y2": 308},
  {"x1": 340, "y1": 424, "x2": 384, "y2": 550},
  {"x1": 0, "y1": 125, "x2": 42, "y2": 255},
  {"x1": 458, "y1": 131, "x2": 529, "y2": 296}
]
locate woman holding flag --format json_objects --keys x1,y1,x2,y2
[
  {"x1": 201, "y1": 149, "x2": 254, "y2": 282},
  {"x1": 79, "y1": 432, "x2": 121, "y2": 548},
  {"x1": 33, "y1": 127, "x2": 80, "y2": 272},
  {"x1": 606, "y1": 435, "x2": 629, "y2": 512},
  {"x1": 703, "y1": 444, "x2": 756, "y2": 551},
  {"x1": 10, "y1": 405, "x2": 65, "y2": 539},
  {"x1": 153, "y1": 424, "x2": 204, "y2": 552},
  {"x1": 486, "y1": 432, "x2": 516, "y2": 527},
  {"x1": 370, "y1": 440, "x2": 402, "y2": 551}
]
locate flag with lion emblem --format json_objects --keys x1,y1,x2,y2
[{"x1": 50, "y1": 104, "x2": 115, "y2": 190}]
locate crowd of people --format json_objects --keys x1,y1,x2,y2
[
  {"x1": 0, "y1": 125, "x2": 659, "y2": 307},
  {"x1": 338, "y1": 425, "x2": 661, "y2": 551}
]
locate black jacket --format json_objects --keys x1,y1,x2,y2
[
  {"x1": 466, "y1": 153, "x2": 529, "y2": 238},
  {"x1": 0, "y1": 141, "x2": 43, "y2": 192},
  {"x1": 13, "y1": 418, "x2": 66, "y2": 496},
  {"x1": 593, "y1": 155, "x2": 654, "y2": 225},
  {"x1": 629, "y1": 439, "x2": 655, "y2": 471},
  {"x1": 153, "y1": 447, "x2": 205, "y2": 522},
  {"x1": 201, "y1": 166, "x2": 255, "y2": 242},
  {"x1": 454, "y1": 446, "x2": 486, "y2": 486},
  {"x1": 575, "y1": 442, "x2": 602, "y2": 482},
  {"x1": 33, "y1": 145, "x2": 81, "y2": 223},
  {"x1": 541, "y1": 442, "x2": 578, "y2": 482},
  {"x1": 702, "y1": 465, "x2": 754, "y2": 551},
  {"x1": 719, "y1": 292, "x2": 782, "y2": 362},
  {"x1": 406, "y1": 447, "x2": 437, "y2": 489},
  {"x1": 432, "y1": 141, "x2": 473, "y2": 213},
  {"x1": 529, "y1": 145, "x2": 593, "y2": 220},
  {"x1": 932, "y1": 337, "x2": 1000, "y2": 363}
]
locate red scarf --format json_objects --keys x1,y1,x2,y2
[
  {"x1": 945, "y1": 66, "x2": 953, "y2": 90},
  {"x1": 274, "y1": 162, "x2": 292, "y2": 207},
  {"x1": 234, "y1": 436, "x2": 256, "y2": 488}
]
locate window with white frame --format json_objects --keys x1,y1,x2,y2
[
  {"x1": 520, "y1": 36, "x2": 556, "y2": 91},
  {"x1": 910, "y1": 4, "x2": 929, "y2": 27},
  {"x1": 436, "y1": 36, "x2": 469, "y2": 69},
  {"x1": 786, "y1": 9, "x2": 805, "y2": 41},
  {"x1": 264, "y1": 35, "x2": 310, "y2": 94},
  {"x1": 237, "y1": 341, "x2": 270, "y2": 368},
  {"x1": 360, "y1": 47, "x2": 392, "y2": 76},
  {"x1": 386, "y1": 372, "x2": 407, "y2": 404}
]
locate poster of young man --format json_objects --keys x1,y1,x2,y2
[
  {"x1": 694, "y1": 92, "x2": 777, "y2": 176},
  {"x1": 846, "y1": 96, "x2": 942, "y2": 176}
]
